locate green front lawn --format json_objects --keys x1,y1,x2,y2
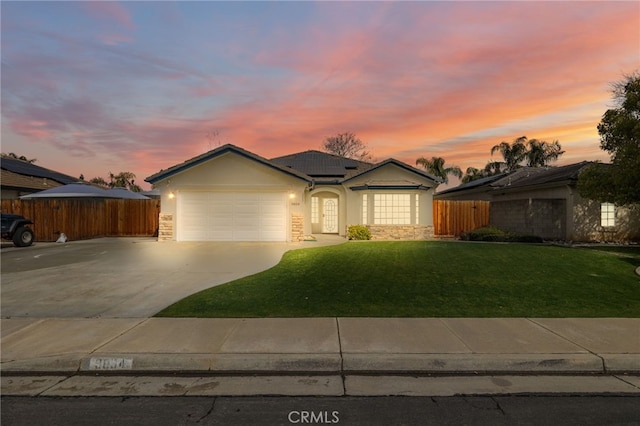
[{"x1": 156, "y1": 241, "x2": 640, "y2": 318}]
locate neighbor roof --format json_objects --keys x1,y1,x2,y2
[
  {"x1": 19, "y1": 183, "x2": 117, "y2": 199},
  {"x1": 0, "y1": 156, "x2": 78, "y2": 185},
  {"x1": 492, "y1": 161, "x2": 591, "y2": 191},
  {"x1": 1, "y1": 169, "x2": 65, "y2": 192},
  {"x1": 437, "y1": 162, "x2": 594, "y2": 196},
  {"x1": 435, "y1": 173, "x2": 507, "y2": 195}
]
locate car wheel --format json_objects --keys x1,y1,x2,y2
[{"x1": 13, "y1": 227, "x2": 34, "y2": 247}]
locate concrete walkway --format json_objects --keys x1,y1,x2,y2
[{"x1": 2, "y1": 317, "x2": 639, "y2": 396}]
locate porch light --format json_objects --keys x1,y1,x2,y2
[
  {"x1": 289, "y1": 192, "x2": 296, "y2": 199},
  {"x1": 168, "y1": 192, "x2": 175, "y2": 200}
]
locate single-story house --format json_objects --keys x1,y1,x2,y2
[
  {"x1": 145, "y1": 144, "x2": 440, "y2": 242},
  {"x1": 436, "y1": 162, "x2": 640, "y2": 242},
  {"x1": 1, "y1": 155, "x2": 79, "y2": 199}
]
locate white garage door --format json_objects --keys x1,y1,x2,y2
[{"x1": 179, "y1": 192, "x2": 287, "y2": 241}]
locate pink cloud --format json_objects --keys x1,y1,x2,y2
[
  {"x1": 100, "y1": 33, "x2": 134, "y2": 46},
  {"x1": 81, "y1": 2, "x2": 134, "y2": 30},
  {"x1": 3, "y1": 1, "x2": 637, "y2": 190}
]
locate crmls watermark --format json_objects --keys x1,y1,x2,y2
[{"x1": 287, "y1": 410, "x2": 340, "y2": 424}]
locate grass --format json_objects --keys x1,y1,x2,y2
[{"x1": 156, "y1": 241, "x2": 640, "y2": 318}]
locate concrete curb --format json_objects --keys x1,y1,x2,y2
[
  {"x1": 342, "y1": 353, "x2": 606, "y2": 374},
  {"x1": 3, "y1": 353, "x2": 639, "y2": 376}
]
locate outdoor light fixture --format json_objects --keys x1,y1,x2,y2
[
  {"x1": 289, "y1": 192, "x2": 296, "y2": 199},
  {"x1": 168, "y1": 192, "x2": 175, "y2": 199}
]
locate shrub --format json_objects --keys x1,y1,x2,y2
[
  {"x1": 348, "y1": 225, "x2": 372, "y2": 240},
  {"x1": 462, "y1": 226, "x2": 543, "y2": 243}
]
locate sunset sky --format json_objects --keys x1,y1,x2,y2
[{"x1": 2, "y1": 1, "x2": 638, "y2": 190}]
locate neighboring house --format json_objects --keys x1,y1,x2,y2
[
  {"x1": 19, "y1": 183, "x2": 149, "y2": 200},
  {"x1": 436, "y1": 162, "x2": 640, "y2": 242},
  {"x1": 145, "y1": 144, "x2": 440, "y2": 242},
  {"x1": 1, "y1": 155, "x2": 78, "y2": 199}
]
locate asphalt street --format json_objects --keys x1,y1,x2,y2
[{"x1": 3, "y1": 395, "x2": 640, "y2": 426}]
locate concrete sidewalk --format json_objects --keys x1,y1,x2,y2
[{"x1": 2, "y1": 317, "x2": 639, "y2": 396}]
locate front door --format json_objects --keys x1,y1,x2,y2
[{"x1": 322, "y1": 198, "x2": 338, "y2": 233}]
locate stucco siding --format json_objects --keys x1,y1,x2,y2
[
  {"x1": 154, "y1": 152, "x2": 308, "y2": 241},
  {"x1": 572, "y1": 194, "x2": 640, "y2": 242}
]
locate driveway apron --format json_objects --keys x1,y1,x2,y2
[{"x1": 1, "y1": 238, "x2": 336, "y2": 318}]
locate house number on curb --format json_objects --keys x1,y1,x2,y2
[{"x1": 88, "y1": 357, "x2": 133, "y2": 370}]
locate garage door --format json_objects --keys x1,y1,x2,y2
[{"x1": 179, "y1": 192, "x2": 287, "y2": 241}]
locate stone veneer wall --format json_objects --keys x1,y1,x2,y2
[
  {"x1": 292, "y1": 213, "x2": 304, "y2": 242},
  {"x1": 366, "y1": 225, "x2": 434, "y2": 240},
  {"x1": 158, "y1": 213, "x2": 174, "y2": 241}
]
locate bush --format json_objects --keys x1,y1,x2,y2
[
  {"x1": 348, "y1": 225, "x2": 372, "y2": 240},
  {"x1": 462, "y1": 226, "x2": 543, "y2": 243}
]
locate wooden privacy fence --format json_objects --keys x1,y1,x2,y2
[
  {"x1": 433, "y1": 200, "x2": 490, "y2": 237},
  {"x1": 1, "y1": 199, "x2": 160, "y2": 242}
]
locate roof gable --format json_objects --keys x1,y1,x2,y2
[
  {"x1": 145, "y1": 144, "x2": 312, "y2": 184},
  {"x1": 343, "y1": 158, "x2": 440, "y2": 185}
]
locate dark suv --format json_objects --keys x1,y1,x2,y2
[{"x1": 1, "y1": 213, "x2": 35, "y2": 247}]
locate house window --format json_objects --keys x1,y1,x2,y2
[
  {"x1": 374, "y1": 194, "x2": 411, "y2": 225},
  {"x1": 362, "y1": 194, "x2": 368, "y2": 225},
  {"x1": 601, "y1": 203, "x2": 615, "y2": 227},
  {"x1": 311, "y1": 197, "x2": 319, "y2": 224}
]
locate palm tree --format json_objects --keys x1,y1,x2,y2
[
  {"x1": 490, "y1": 136, "x2": 528, "y2": 171},
  {"x1": 525, "y1": 139, "x2": 564, "y2": 167},
  {"x1": 462, "y1": 161, "x2": 506, "y2": 184},
  {"x1": 415, "y1": 156, "x2": 462, "y2": 184},
  {"x1": 462, "y1": 167, "x2": 484, "y2": 184},
  {"x1": 483, "y1": 160, "x2": 506, "y2": 176}
]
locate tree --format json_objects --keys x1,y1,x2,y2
[
  {"x1": 109, "y1": 171, "x2": 142, "y2": 192},
  {"x1": 490, "y1": 136, "x2": 528, "y2": 172},
  {"x1": 321, "y1": 132, "x2": 372, "y2": 161},
  {"x1": 2, "y1": 153, "x2": 37, "y2": 163},
  {"x1": 525, "y1": 139, "x2": 564, "y2": 167},
  {"x1": 87, "y1": 172, "x2": 142, "y2": 192},
  {"x1": 578, "y1": 72, "x2": 640, "y2": 205},
  {"x1": 415, "y1": 156, "x2": 462, "y2": 184},
  {"x1": 490, "y1": 136, "x2": 564, "y2": 171},
  {"x1": 88, "y1": 177, "x2": 109, "y2": 188},
  {"x1": 461, "y1": 161, "x2": 506, "y2": 184},
  {"x1": 462, "y1": 167, "x2": 484, "y2": 184}
]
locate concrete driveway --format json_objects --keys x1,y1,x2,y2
[{"x1": 1, "y1": 237, "x2": 343, "y2": 318}]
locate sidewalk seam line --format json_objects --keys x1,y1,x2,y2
[
  {"x1": 335, "y1": 318, "x2": 346, "y2": 396},
  {"x1": 84, "y1": 318, "x2": 152, "y2": 357},
  {"x1": 438, "y1": 318, "x2": 474, "y2": 353},
  {"x1": 613, "y1": 375, "x2": 640, "y2": 390},
  {"x1": 526, "y1": 318, "x2": 606, "y2": 373}
]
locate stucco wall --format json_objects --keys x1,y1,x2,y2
[
  {"x1": 154, "y1": 152, "x2": 309, "y2": 241},
  {"x1": 572, "y1": 194, "x2": 640, "y2": 242},
  {"x1": 344, "y1": 163, "x2": 436, "y2": 228}
]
